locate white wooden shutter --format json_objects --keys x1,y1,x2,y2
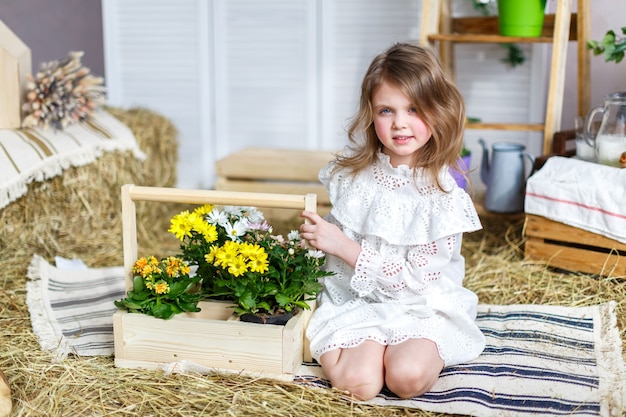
[
  {"x1": 102, "y1": 0, "x2": 211, "y2": 189},
  {"x1": 212, "y1": 0, "x2": 318, "y2": 159},
  {"x1": 320, "y1": 0, "x2": 422, "y2": 148}
]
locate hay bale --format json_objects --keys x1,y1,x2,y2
[{"x1": 0, "y1": 107, "x2": 179, "y2": 288}]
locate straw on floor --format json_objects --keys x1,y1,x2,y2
[{"x1": 23, "y1": 253, "x2": 625, "y2": 417}]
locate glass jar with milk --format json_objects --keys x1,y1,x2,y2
[{"x1": 585, "y1": 92, "x2": 626, "y2": 167}]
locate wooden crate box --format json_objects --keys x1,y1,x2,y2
[
  {"x1": 524, "y1": 214, "x2": 626, "y2": 277},
  {"x1": 113, "y1": 185, "x2": 318, "y2": 379},
  {"x1": 0, "y1": 19, "x2": 31, "y2": 129},
  {"x1": 215, "y1": 148, "x2": 335, "y2": 228}
]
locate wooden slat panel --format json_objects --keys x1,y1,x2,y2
[
  {"x1": 524, "y1": 214, "x2": 626, "y2": 276},
  {"x1": 215, "y1": 177, "x2": 330, "y2": 205},
  {"x1": 525, "y1": 238, "x2": 626, "y2": 276},
  {"x1": 428, "y1": 33, "x2": 554, "y2": 44},
  {"x1": 215, "y1": 148, "x2": 334, "y2": 182},
  {"x1": 465, "y1": 122, "x2": 545, "y2": 131},
  {"x1": 113, "y1": 302, "x2": 304, "y2": 376},
  {"x1": 524, "y1": 215, "x2": 626, "y2": 250},
  {"x1": 448, "y1": 14, "x2": 578, "y2": 40}
]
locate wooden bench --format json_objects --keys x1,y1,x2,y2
[{"x1": 215, "y1": 148, "x2": 335, "y2": 231}]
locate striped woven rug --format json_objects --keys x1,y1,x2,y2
[{"x1": 26, "y1": 255, "x2": 626, "y2": 417}]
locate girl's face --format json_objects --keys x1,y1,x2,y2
[{"x1": 371, "y1": 81, "x2": 432, "y2": 168}]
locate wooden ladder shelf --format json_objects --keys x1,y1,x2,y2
[{"x1": 419, "y1": 0, "x2": 590, "y2": 155}]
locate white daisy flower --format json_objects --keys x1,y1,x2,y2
[
  {"x1": 224, "y1": 218, "x2": 249, "y2": 241},
  {"x1": 206, "y1": 208, "x2": 228, "y2": 226},
  {"x1": 287, "y1": 230, "x2": 300, "y2": 241},
  {"x1": 246, "y1": 208, "x2": 265, "y2": 224},
  {"x1": 306, "y1": 249, "x2": 325, "y2": 259}
]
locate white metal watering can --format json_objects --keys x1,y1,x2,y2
[{"x1": 479, "y1": 139, "x2": 535, "y2": 213}]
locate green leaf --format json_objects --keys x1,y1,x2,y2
[
  {"x1": 152, "y1": 303, "x2": 173, "y2": 319},
  {"x1": 168, "y1": 281, "x2": 187, "y2": 297},
  {"x1": 133, "y1": 276, "x2": 145, "y2": 292},
  {"x1": 257, "y1": 301, "x2": 271, "y2": 312},
  {"x1": 602, "y1": 30, "x2": 616, "y2": 46},
  {"x1": 275, "y1": 293, "x2": 291, "y2": 307},
  {"x1": 178, "y1": 301, "x2": 201, "y2": 313},
  {"x1": 115, "y1": 299, "x2": 146, "y2": 310},
  {"x1": 238, "y1": 291, "x2": 256, "y2": 310}
]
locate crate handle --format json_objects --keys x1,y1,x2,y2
[{"x1": 121, "y1": 184, "x2": 317, "y2": 291}]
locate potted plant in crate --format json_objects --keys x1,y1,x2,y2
[
  {"x1": 113, "y1": 186, "x2": 327, "y2": 376},
  {"x1": 166, "y1": 203, "x2": 333, "y2": 324},
  {"x1": 114, "y1": 255, "x2": 202, "y2": 319}
]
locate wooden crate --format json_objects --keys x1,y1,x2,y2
[
  {"x1": 113, "y1": 185, "x2": 318, "y2": 379},
  {"x1": 524, "y1": 214, "x2": 626, "y2": 277},
  {"x1": 215, "y1": 148, "x2": 335, "y2": 227},
  {"x1": 0, "y1": 20, "x2": 31, "y2": 129}
]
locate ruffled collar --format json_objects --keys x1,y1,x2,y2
[{"x1": 320, "y1": 152, "x2": 481, "y2": 245}]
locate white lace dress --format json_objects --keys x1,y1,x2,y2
[{"x1": 306, "y1": 152, "x2": 486, "y2": 366}]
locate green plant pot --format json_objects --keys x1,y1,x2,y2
[{"x1": 497, "y1": 0, "x2": 547, "y2": 37}]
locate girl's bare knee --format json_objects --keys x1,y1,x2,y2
[
  {"x1": 320, "y1": 342, "x2": 385, "y2": 401},
  {"x1": 385, "y1": 366, "x2": 440, "y2": 399},
  {"x1": 332, "y1": 367, "x2": 384, "y2": 401}
]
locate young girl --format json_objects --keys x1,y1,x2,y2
[{"x1": 300, "y1": 43, "x2": 485, "y2": 401}]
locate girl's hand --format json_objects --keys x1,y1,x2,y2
[{"x1": 300, "y1": 211, "x2": 361, "y2": 268}]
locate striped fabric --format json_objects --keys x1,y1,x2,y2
[
  {"x1": 26, "y1": 255, "x2": 626, "y2": 416},
  {"x1": 26, "y1": 255, "x2": 125, "y2": 358},
  {"x1": 298, "y1": 303, "x2": 626, "y2": 416},
  {"x1": 0, "y1": 110, "x2": 145, "y2": 210}
]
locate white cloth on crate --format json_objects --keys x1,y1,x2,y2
[
  {"x1": 525, "y1": 156, "x2": 626, "y2": 244},
  {"x1": 306, "y1": 152, "x2": 486, "y2": 366}
]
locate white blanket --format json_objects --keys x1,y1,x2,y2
[
  {"x1": 525, "y1": 156, "x2": 626, "y2": 243},
  {"x1": 0, "y1": 110, "x2": 145, "y2": 210}
]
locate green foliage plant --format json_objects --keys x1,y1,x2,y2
[
  {"x1": 168, "y1": 204, "x2": 332, "y2": 317},
  {"x1": 588, "y1": 27, "x2": 626, "y2": 64},
  {"x1": 114, "y1": 256, "x2": 202, "y2": 319}
]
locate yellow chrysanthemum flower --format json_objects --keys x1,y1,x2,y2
[
  {"x1": 205, "y1": 245, "x2": 220, "y2": 263},
  {"x1": 168, "y1": 210, "x2": 193, "y2": 241},
  {"x1": 154, "y1": 281, "x2": 170, "y2": 295},
  {"x1": 193, "y1": 221, "x2": 218, "y2": 243},
  {"x1": 193, "y1": 204, "x2": 214, "y2": 216},
  {"x1": 214, "y1": 241, "x2": 239, "y2": 268},
  {"x1": 247, "y1": 251, "x2": 269, "y2": 273},
  {"x1": 226, "y1": 257, "x2": 248, "y2": 277},
  {"x1": 238, "y1": 242, "x2": 263, "y2": 258}
]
